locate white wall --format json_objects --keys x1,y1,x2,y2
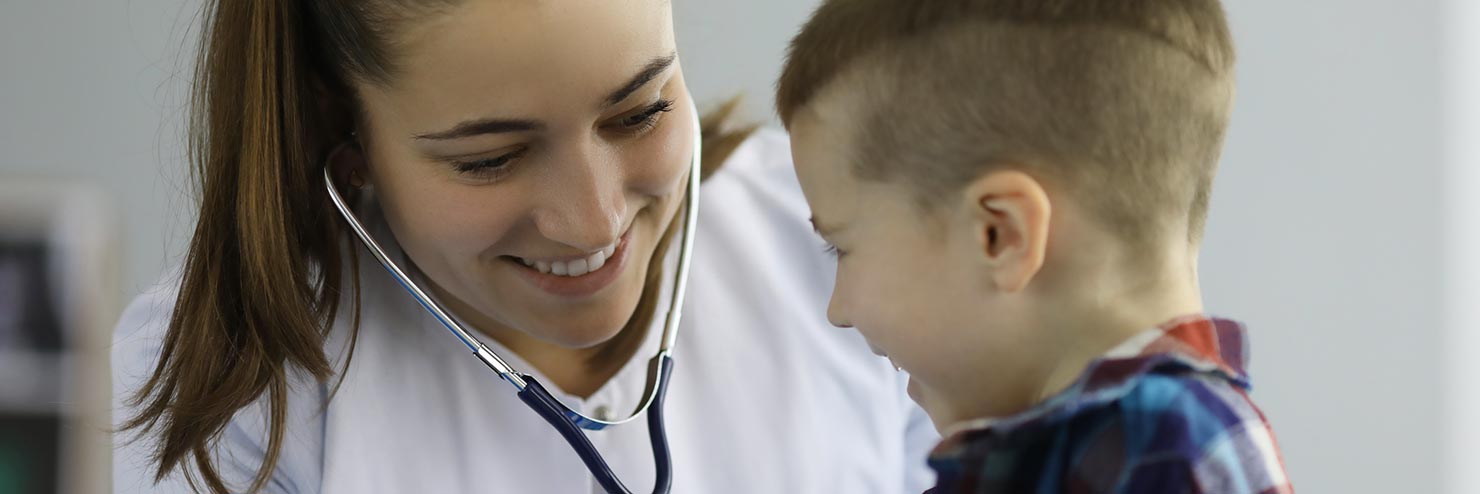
[
  {"x1": 1, "y1": 1, "x2": 1467, "y2": 493},
  {"x1": 1, "y1": 0, "x2": 197, "y2": 302},
  {"x1": 1204, "y1": 2, "x2": 1446, "y2": 493},
  {"x1": 1444, "y1": 0, "x2": 1480, "y2": 493},
  {"x1": 674, "y1": 0, "x2": 819, "y2": 120}
]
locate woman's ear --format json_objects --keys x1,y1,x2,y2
[
  {"x1": 962, "y1": 170, "x2": 1051, "y2": 293},
  {"x1": 326, "y1": 139, "x2": 368, "y2": 191}
]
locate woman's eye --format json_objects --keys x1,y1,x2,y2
[
  {"x1": 450, "y1": 149, "x2": 524, "y2": 181},
  {"x1": 613, "y1": 99, "x2": 675, "y2": 133}
]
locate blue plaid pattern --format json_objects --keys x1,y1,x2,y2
[{"x1": 926, "y1": 316, "x2": 1292, "y2": 494}]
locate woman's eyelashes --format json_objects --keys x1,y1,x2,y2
[
  {"x1": 449, "y1": 148, "x2": 526, "y2": 181},
  {"x1": 446, "y1": 99, "x2": 674, "y2": 182},
  {"x1": 610, "y1": 99, "x2": 674, "y2": 134}
]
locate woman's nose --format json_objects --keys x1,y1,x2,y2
[{"x1": 533, "y1": 148, "x2": 627, "y2": 251}]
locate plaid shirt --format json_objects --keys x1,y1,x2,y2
[{"x1": 926, "y1": 316, "x2": 1292, "y2": 494}]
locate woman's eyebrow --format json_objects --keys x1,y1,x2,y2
[
  {"x1": 603, "y1": 52, "x2": 677, "y2": 108},
  {"x1": 414, "y1": 118, "x2": 544, "y2": 141},
  {"x1": 413, "y1": 52, "x2": 677, "y2": 141}
]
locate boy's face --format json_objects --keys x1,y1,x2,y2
[{"x1": 788, "y1": 100, "x2": 1050, "y2": 429}]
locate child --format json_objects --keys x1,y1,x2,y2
[{"x1": 776, "y1": 1, "x2": 1293, "y2": 493}]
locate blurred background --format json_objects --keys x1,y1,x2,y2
[{"x1": 1, "y1": 0, "x2": 1477, "y2": 492}]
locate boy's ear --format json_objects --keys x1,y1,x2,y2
[{"x1": 962, "y1": 170, "x2": 1051, "y2": 293}]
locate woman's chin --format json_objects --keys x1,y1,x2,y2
[
  {"x1": 540, "y1": 324, "x2": 628, "y2": 349},
  {"x1": 527, "y1": 259, "x2": 657, "y2": 348},
  {"x1": 523, "y1": 302, "x2": 642, "y2": 349}
]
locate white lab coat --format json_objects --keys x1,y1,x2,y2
[{"x1": 112, "y1": 130, "x2": 938, "y2": 494}]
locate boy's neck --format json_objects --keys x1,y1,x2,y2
[{"x1": 1030, "y1": 251, "x2": 1206, "y2": 404}]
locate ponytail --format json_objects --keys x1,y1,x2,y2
[{"x1": 121, "y1": 0, "x2": 352, "y2": 492}]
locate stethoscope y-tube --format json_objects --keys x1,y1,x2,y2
[{"x1": 516, "y1": 357, "x2": 675, "y2": 494}]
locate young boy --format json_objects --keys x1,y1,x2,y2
[{"x1": 776, "y1": 1, "x2": 1292, "y2": 493}]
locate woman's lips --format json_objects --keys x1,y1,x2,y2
[{"x1": 506, "y1": 228, "x2": 633, "y2": 299}]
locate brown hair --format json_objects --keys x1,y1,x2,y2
[
  {"x1": 776, "y1": 0, "x2": 1235, "y2": 245},
  {"x1": 120, "y1": 1, "x2": 755, "y2": 492}
]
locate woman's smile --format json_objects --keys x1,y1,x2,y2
[{"x1": 504, "y1": 224, "x2": 635, "y2": 299}]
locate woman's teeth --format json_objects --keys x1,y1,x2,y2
[{"x1": 517, "y1": 244, "x2": 618, "y2": 278}]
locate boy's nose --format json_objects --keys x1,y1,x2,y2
[{"x1": 826, "y1": 291, "x2": 853, "y2": 329}]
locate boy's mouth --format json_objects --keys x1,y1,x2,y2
[{"x1": 868, "y1": 344, "x2": 904, "y2": 372}]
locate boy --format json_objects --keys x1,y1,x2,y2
[{"x1": 776, "y1": 1, "x2": 1293, "y2": 493}]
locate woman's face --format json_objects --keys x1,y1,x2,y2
[{"x1": 353, "y1": 0, "x2": 692, "y2": 349}]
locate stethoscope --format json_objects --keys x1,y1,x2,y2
[{"x1": 322, "y1": 102, "x2": 702, "y2": 494}]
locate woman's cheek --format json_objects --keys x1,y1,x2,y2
[
  {"x1": 394, "y1": 184, "x2": 518, "y2": 264},
  {"x1": 624, "y1": 107, "x2": 694, "y2": 198}
]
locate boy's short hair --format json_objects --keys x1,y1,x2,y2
[{"x1": 777, "y1": 0, "x2": 1235, "y2": 245}]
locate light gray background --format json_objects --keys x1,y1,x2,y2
[{"x1": 2, "y1": 1, "x2": 1473, "y2": 492}]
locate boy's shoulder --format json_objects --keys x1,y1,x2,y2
[
  {"x1": 928, "y1": 317, "x2": 1294, "y2": 494},
  {"x1": 1092, "y1": 372, "x2": 1291, "y2": 494}
]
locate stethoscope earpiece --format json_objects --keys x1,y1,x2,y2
[{"x1": 325, "y1": 138, "x2": 369, "y2": 190}]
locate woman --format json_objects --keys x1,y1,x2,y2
[{"x1": 111, "y1": 0, "x2": 935, "y2": 493}]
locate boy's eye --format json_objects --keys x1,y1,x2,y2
[{"x1": 823, "y1": 242, "x2": 845, "y2": 258}]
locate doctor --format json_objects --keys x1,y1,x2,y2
[{"x1": 112, "y1": 0, "x2": 935, "y2": 493}]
